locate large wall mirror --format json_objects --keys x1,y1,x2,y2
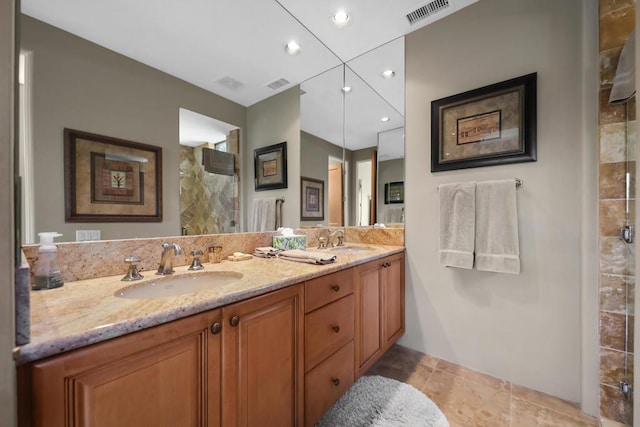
[{"x1": 17, "y1": 0, "x2": 405, "y2": 243}]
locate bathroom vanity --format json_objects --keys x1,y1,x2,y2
[{"x1": 16, "y1": 245, "x2": 404, "y2": 427}]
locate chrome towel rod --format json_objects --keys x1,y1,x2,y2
[{"x1": 437, "y1": 178, "x2": 523, "y2": 191}]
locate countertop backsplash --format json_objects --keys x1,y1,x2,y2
[{"x1": 21, "y1": 226, "x2": 404, "y2": 283}]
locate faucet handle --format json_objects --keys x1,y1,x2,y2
[
  {"x1": 188, "y1": 250, "x2": 205, "y2": 271},
  {"x1": 122, "y1": 256, "x2": 144, "y2": 281},
  {"x1": 336, "y1": 235, "x2": 344, "y2": 246}
]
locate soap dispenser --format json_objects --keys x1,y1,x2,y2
[{"x1": 33, "y1": 232, "x2": 64, "y2": 290}]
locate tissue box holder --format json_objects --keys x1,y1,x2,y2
[{"x1": 272, "y1": 235, "x2": 307, "y2": 251}]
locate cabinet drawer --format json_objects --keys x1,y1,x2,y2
[
  {"x1": 305, "y1": 268, "x2": 354, "y2": 313},
  {"x1": 305, "y1": 294, "x2": 354, "y2": 371},
  {"x1": 304, "y1": 341, "x2": 355, "y2": 427}
]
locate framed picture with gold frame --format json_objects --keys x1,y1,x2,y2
[
  {"x1": 431, "y1": 73, "x2": 537, "y2": 172},
  {"x1": 64, "y1": 128, "x2": 162, "y2": 222}
]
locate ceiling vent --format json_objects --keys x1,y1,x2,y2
[
  {"x1": 267, "y1": 78, "x2": 290, "y2": 90},
  {"x1": 215, "y1": 76, "x2": 243, "y2": 90},
  {"x1": 406, "y1": 0, "x2": 450, "y2": 25}
]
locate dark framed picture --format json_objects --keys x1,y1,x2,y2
[
  {"x1": 384, "y1": 181, "x2": 404, "y2": 204},
  {"x1": 64, "y1": 128, "x2": 162, "y2": 222},
  {"x1": 300, "y1": 177, "x2": 324, "y2": 221},
  {"x1": 254, "y1": 141, "x2": 288, "y2": 191},
  {"x1": 431, "y1": 73, "x2": 537, "y2": 172}
]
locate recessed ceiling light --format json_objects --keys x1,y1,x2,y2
[
  {"x1": 341, "y1": 86, "x2": 352, "y2": 94},
  {"x1": 382, "y1": 69, "x2": 396, "y2": 79},
  {"x1": 381, "y1": 117, "x2": 390, "y2": 122},
  {"x1": 332, "y1": 10, "x2": 351, "y2": 28},
  {"x1": 284, "y1": 41, "x2": 301, "y2": 55}
]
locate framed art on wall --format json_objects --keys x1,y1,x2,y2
[
  {"x1": 384, "y1": 181, "x2": 404, "y2": 204},
  {"x1": 431, "y1": 73, "x2": 537, "y2": 172},
  {"x1": 64, "y1": 128, "x2": 162, "y2": 222},
  {"x1": 300, "y1": 177, "x2": 324, "y2": 221},
  {"x1": 254, "y1": 141, "x2": 288, "y2": 191}
]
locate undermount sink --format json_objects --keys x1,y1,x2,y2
[
  {"x1": 329, "y1": 246, "x2": 374, "y2": 253},
  {"x1": 115, "y1": 271, "x2": 244, "y2": 299}
]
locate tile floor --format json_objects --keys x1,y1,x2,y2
[{"x1": 366, "y1": 345, "x2": 601, "y2": 427}]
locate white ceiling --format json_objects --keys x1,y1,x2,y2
[
  {"x1": 179, "y1": 108, "x2": 238, "y2": 147},
  {"x1": 22, "y1": 0, "x2": 478, "y2": 152}
]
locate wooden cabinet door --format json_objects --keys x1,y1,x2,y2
[
  {"x1": 382, "y1": 253, "x2": 405, "y2": 348},
  {"x1": 222, "y1": 285, "x2": 303, "y2": 427},
  {"x1": 355, "y1": 261, "x2": 382, "y2": 375},
  {"x1": 21, "y1": 309, "x2": 222, "y2": 427}
]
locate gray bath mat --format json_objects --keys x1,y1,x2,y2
[{"x1": 316, "y1": 375, "x2": 449, "y2": 427}]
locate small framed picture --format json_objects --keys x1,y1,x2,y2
[
  {"x1": 384, "y1": 181, "x2": 404, "y2": 204},
  {"x1": 431, "y1": 73, "x2": 537, "y2": 172},
  {"x1": 300, "y1": 177, "x2": 324, "y2": 221},
  {"x1": 254, "y1": 142, "x2": 288, "y2": 191}
]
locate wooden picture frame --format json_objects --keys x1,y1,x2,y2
[
  {"x1": 300, "y1": 177, "x2": 324, "y2": 221},
  {"x1": 384, "y1": 181, "x2": 404, "y2": 204},
  {"x1": 254, "y1": 141, "x2": 288, "y2": 191},
  {"x1": 64, "y1": 128, "x2": 162, "y2": 222},
  {"x1": 431, "y1": 73, "x2": 537, "y2": 172}
]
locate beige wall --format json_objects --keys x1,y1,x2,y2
[
  {"x1": 21, "y1": 16, "x2": 247, "y2": 242},
  {"x1": 403, "y1": 0, "x2": 598, "y2": 407},
  {"x1": 300, "y1": 131, "x2": 343, "y2": 226},
  {"x1": 245, "y1": 86, "x2": 300, "y2": 229},
  {"x1": 1, "y1": 1, "x2": 16, "y2": 425}
]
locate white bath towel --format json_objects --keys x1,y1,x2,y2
[
  {"x1": 438, "y1": 182, "x2": 476, "y2": 269},
  {"x1": 278, "y1": 249, "x2": 336, "y2": 265},
  {"x1": 251, "y1": 198, "x2": 276, "y2": 232},
  {"x1": 475, "y1": 179, "x2": 520, "y2": 274}
]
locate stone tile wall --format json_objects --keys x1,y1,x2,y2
[{"x1": 599, "y1": 0, "x2": 636, "y2": 423}]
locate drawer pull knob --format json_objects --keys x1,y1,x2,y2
[
  {"x1": 230, "y1": 316, "x2": 240, "y2": 327},
  {"x1": 332, "y1": 378, "x2": 340, "y2": 386},
  {"x1": 210, "y1": 322, "x2": 222, "y2": 334},
  {"x1": 332, "y1": 325, "x2": 340, "y2": 333},
  {"x1": 331, "y1": 285, "x2": 340, "y2": 292}
]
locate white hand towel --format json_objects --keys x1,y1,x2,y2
[
  {"x1": 278, "y1": 249, "x2": 336, "y2": 265},
  {"x1": 438, "y1": 182, "x2": 476, "y2": 269},
  {"x1": 475, "y1": 179, "x2": 520, "y2": 274},
  {"x1": 251, "y1": 198, "x2": 276, "y2": 232}
]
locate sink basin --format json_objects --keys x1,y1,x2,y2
[
  {"x1": 115, "y1": 271, "x2": 243, "y2": 299},
  {"x1": 329, "y1": 246, "x2": 374, "y2": 254}
]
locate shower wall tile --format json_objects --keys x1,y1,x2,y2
[
  {"x1": 599, "y1": 200, "x2": 627, "y2": 236},
  {"x1": 600, "y1": 161, "x2": 634, "y2": 199},
  {"x1": 599, "y1": 5, "x2": 635, "y2": 51},
  {"x1": 600, "y1": 47, "x2": 623, "y2": 87},
  {"x1": 600, "y1": 237, "x2": 635, "y2": 276},
  {"x1": 600, "y1": 348, "x2": 634, "y2": 387},
  {"x1": 600, "y1": 0, "x2": 635, "y2": 17},
  {"x1": 600, "y1": 384, "x2": 628, "y2": 424},
  {"x1": 600, "y1": 123, "x2": 628, "y2": 163},
  {"x1": 600, "y1": 274, "x2": 635, "y2": 315},
  {"x1": 600, "y1": 311, "x2": 634, "y2": 352},
  {"x1": 600, "y1": 88, "x2": 628, "y2": 125}
]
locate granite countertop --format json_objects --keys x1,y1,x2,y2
[{"x1": 17, "y1": 244, "x2": 404, "y2": 365}]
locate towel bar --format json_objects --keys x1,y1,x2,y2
[{"x1": 437, "y1": 178, "x2": 523, "y2": 191}]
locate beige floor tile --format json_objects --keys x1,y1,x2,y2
[
  {"x1": 421, "y1": 369, "x2": 510, "y2": 427},
  {"x1": 511, "y1": 384, "x2": 593, "y2": 422},
  {"x1": 366, "y1": 345, "x2": 436, "y2": 389},
  {"x1": 511, "y1": 398, "x2": 599, "y2": 427},
  {"x1": 436, "y1": 359, "x2": 511, "y2": 391}
]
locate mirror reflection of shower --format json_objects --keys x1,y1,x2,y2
[{"x1": 178, "y1": 108, "x2": 240, "y2": 235}]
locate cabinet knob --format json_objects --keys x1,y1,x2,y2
[
  {"x1": 230, "y1": 316, "x2": 240, "y2": 327},
  {"x1": 210, "y1": 322, "x2": 222, "y2": 334},
  {"x1": 332, "y1": 378, "x2": 340, "y2": 386},
  {"x1": 331, "y1": 285, "x2": 340, "y2": 293},
  {"x1": 332, "y1": 325, "x2": 340, "y2": 333}
]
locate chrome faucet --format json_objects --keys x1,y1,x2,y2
[
  {"x1": 157, "y1": 243, "x2": 183, "y2": 275},
  {"x1": 327, "y1": 230, "x2": 344, "y2": 247}
]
